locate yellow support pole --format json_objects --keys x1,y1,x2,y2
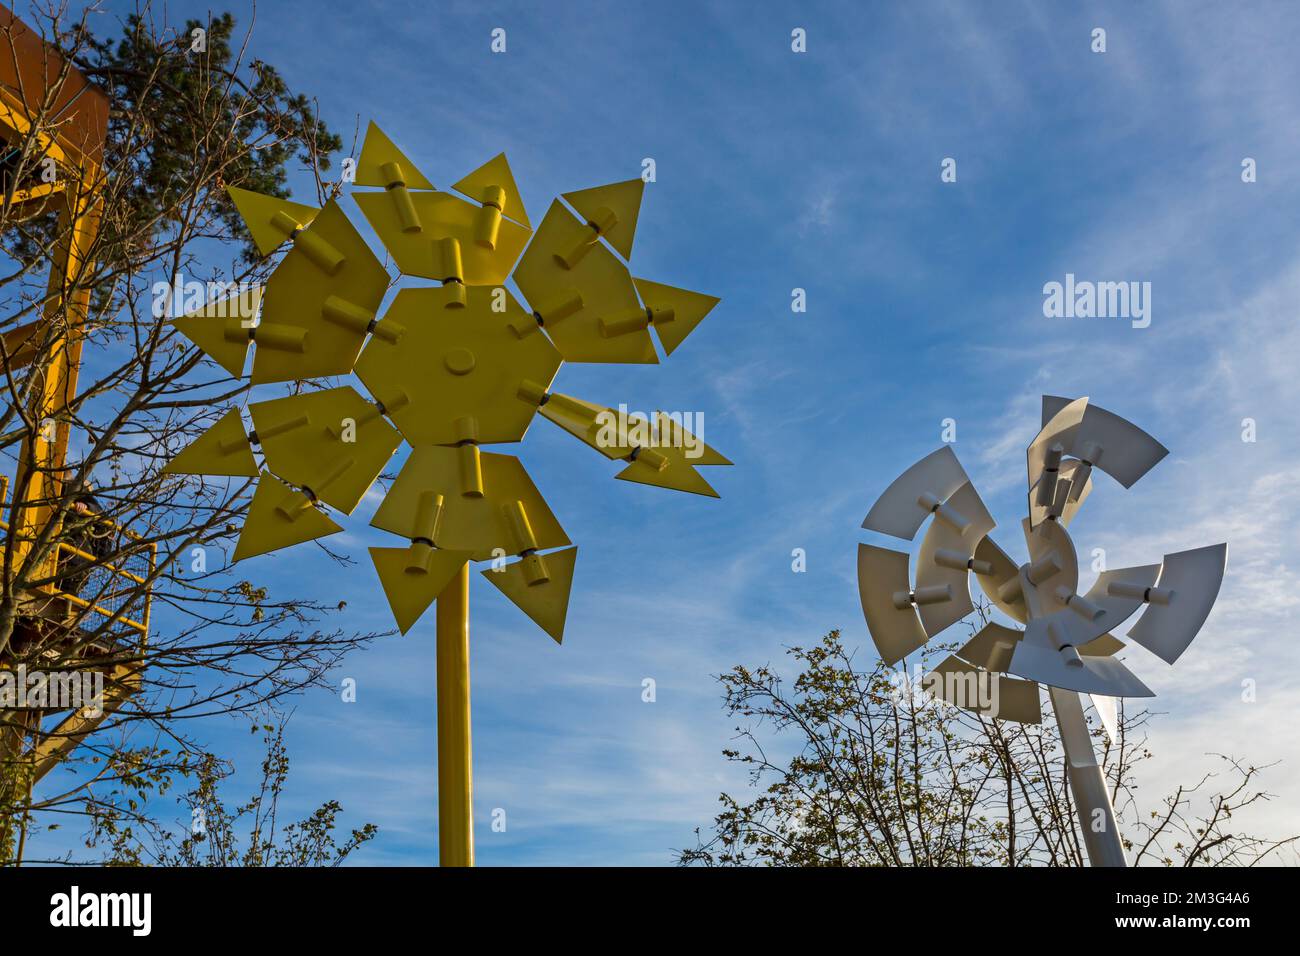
[{"x1": 435, "y1": 562, "x2": 474, "y2": 866}]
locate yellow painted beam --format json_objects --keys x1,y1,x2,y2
[
  {"x1": 29, "y1": 663, "x2": 141, "y2": 783},
  {"x1": 10, "y1": 180, "x2": 101, "y2": 577}
]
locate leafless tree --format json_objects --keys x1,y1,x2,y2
[{"x1": 1, "y1": 3, "x2": 383, "y2": 863}]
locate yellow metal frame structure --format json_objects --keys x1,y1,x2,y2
[
  {"x1": 0, "y1": 476, "x2": 155, "y2": 637},
  {"x1": 1, "y1": 6, "x2": 151, "y2": 790}
]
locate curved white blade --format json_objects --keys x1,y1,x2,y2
[
  {"x1": 862, "y1": 446, "x2": 970, "y2": 541},
  {"x1": 974, "y1": 536, "x2": 1027, "y2": 623},
  {"x1": 916, "y1": 482, "x2": 995, "y2": 637},
  {"x1": 1127, "y1": 543, "x2": 1228, "y2": 664},
  {"x1": 929, "y1": 655, "x2": 1042, "y2": 724},
  {"x1": 955, "y1": 622, "x2": 1023, "y2": 671},
  {"x1": 1074, "y1": 564, "x2": 1162, "y2": 643},
  {"x1": 1042, "y1": 395, "x2": 1169, "y2": 489},
  {"x1": 1027, "y1": 396, "x2": 1088, "y2": 506},
  {"x1": 857, "y1": 543, "x2": 929, "y2": 665}
]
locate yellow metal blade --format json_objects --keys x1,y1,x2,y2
[
  {"x1": 513, "y1": 199, "x2": 656, "y2": 364},
  {"x1": 252, "y1": 199, "x2": 390, "y2": 384},
  {"x1": 371, "y1": 446, "x2": 568, "y2": 560},
  {"x1": 163, "y1": 408, "x2": 256, "y2": 477},
  {"x1": 353, "y1": 285, "x2": 561, "y2": 446},
  {"x1": 538, "y1": 400, "x2": 728, "y2": 494},
  {"x1": 452, "y1": 152, "x2": 530, "y2": 228},
  {"x1": 353, "y1": 190, "x2": 529, "y2": 284},
  {"x1": 355, "y1": 121, "x2": 435, "y2": 189},
  {"x1": 482, "y1": 546, "x2": 577, "y2": 643},
  {"x1": 616, "y1": 453, "x2": 719, "y2": 497},
  {"x1": 250, "y1": 385, "x2": 401, "y2": 514},
  {"x1": 561, "y1": 179, "x2": 644, "y2": 260},
  {"x1": 170, "y1": 286, "x2": 263, "y2": 378},
  {"x1": 633, "y1": 278, "x2": 720, "y2": 357},
  {"x1": 975, "y1": 535, "x2": 1027, "y2": 624},
  {"x1": 615, "y1": 413, "x2": 725, "y2": 496},
  {"x1": 226, "y1": 186, "x2": 321, "y2": 258},
  {"x1": 231, "y1": 473, "x2": 343, "y2": 562},
  {"x1": 646, "y1": 411, "x2": 731, "y2": 465},
  {"x1": 369, "y1": 545, "x2": 470, "y2": 634},
  {"x1": 537, "y1": 393, "x2": 630, "y2": 460}
]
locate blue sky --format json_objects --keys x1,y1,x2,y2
[{"x1": 31, "y1": 0, "x2": 1300, "y2": 864}]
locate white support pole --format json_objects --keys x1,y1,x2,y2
[{"x1": 1049, "y1": 686, "x2": 1127, "y2": 867}]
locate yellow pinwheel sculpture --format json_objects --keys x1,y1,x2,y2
[{"x1": 164, "y1": 122, "x2": 728, "y2": 865}]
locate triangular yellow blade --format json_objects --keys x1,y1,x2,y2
[
  {"x1": 538, "y1": 401, "x2": 728, "y2": 489},
  {"x1": 231, "y1": 473, "x2": 342, "y2": 562},
  {"x1": 633, "y1": 278, "x2": 720, "y2": 357},
  {"x1": 451, "y1": 152, "x2": 530, "y2": 228},
  {"x1": 616, "y1": 454, "x2": 719, "y2": 497},
  {"x1": 369, "y1": 546, "x2": 470, "y2": 634},
  {"x1": 482, "y1": 546, "x2": 577, "y2": 644},
  {"x1": 561, "y1": 179, "x2": 644, "y2": 260},
  {"x1": 352, "y1": 190, "x2": 529, "y2": 285},
  {"x1": 250, "y1": 386, "x2": 401, "y2": 515},
  {"x1": 171, "y1": 287, "x2": 262, "y2": 378},
  {"x1": 355, "y1": 121, "x2": 435, "y2": 190},
  {"x1": 251, "y1": 200, "x2": 391, "y2": 385},
  {"x1": 370, "y1": 446, "x2": 569, "y2": 561},
  {"x1": 648, "y1": 412, "x2": 732, "y2": 465},
  {"x1": 538, "y1": 393, "x2": 630, "y2": 461},
  {"x1": 163, "y1": 408, "x2": 256, "y2": 477},
  {"x1": 512, "y1": 199, "x2": 655, "y2": 364},
  {"x1": 616, "y1": 412, "x2": 724, "y2": 495},
  {"x1": 226, "y1": 186, "x2": 321, "y2": 258}
]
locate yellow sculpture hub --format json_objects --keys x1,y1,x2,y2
[
  {"x1": 445, "y1": 348, "x2": 475, "y2": 375},
  {"x1": 354, "y1": 284, "x2": 562, "y2": 447}
]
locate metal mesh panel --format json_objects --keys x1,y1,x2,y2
[{"x1": 0, "y1": 475, "x2": 154, "y2": 641}]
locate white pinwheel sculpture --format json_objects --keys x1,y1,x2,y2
[{"x1": 857, "y1": 396, "x2": 1227, "y2": 867}]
